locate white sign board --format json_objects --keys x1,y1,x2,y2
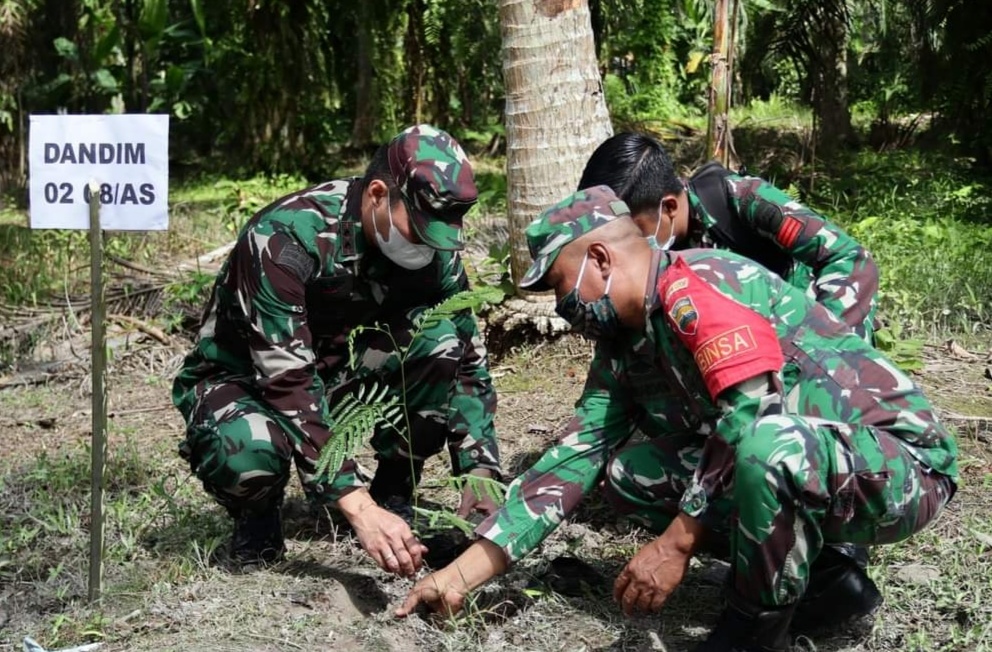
[{"x1": 29, "y1": 114, "x2": 169, "y2": 230}]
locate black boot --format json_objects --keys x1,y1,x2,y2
[
  {"x1": 693, "y1": 590, "x2": 796, "y2": 652},
  {"x1": 791, "y1": 545, "x2": 882, "y2": 633},
  {"x1": 229, "y1": 504, "x2": 286, "y2": 568},
  {"x1": 368, "y1": 456, "x2": 424, "y2": 505},
  {"x1": 827, "y1": 543, "x2": 871, "y2": 570}
]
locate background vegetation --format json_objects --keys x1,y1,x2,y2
[
  {"x1": 2, "y1": 0, "x2": 991, "y2": 339},
  {"x1": 1, "y1": 0, "x2": 991, "y2": 179}
]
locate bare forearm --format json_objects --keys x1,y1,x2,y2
[
  {"x1": 443, "y1": 538, "x2": 509, "y2": 592},
  {"x1": 336, "y1": 487, "x2": 376, "y2": 521},
  {"x1": 395, "y1": 537, "x2": 510, "y2": 617}
]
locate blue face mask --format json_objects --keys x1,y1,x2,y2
[
  {"x1": 646, "y1": 216, "x2": 676, "y2": 251},
  {"x1": 554, "y1": 253, "x2": 621, "y2": 341}
]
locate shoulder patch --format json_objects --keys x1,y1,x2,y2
[
  {"x1": 275, "y1": 240, "x2": 316, "y2": 283},
  {"x1": 669, "y1": 296, "x2": 699, "y2": 335},
  {"x1": 664, "y1": 277, "x2": 689, "y2": 300},
  {"x1": 776, "y1": 215, "x2": 803, "y2": 248},
  {"x1": 657, "y1": 256, "x2": 784, "y2": 399}
]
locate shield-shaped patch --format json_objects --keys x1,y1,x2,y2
[{"x1": 669, "y1": 296, "x2": 699, "y2": 335}]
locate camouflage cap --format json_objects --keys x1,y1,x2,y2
[
  {"x1": 520, "y1": 185, "x2": 630, "y2": 291},
  {"x1": 387, "y1": 124, "x2": 478, "y2": 251}
]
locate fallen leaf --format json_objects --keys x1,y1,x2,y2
[
  {"x1": 946, "y1": 340, "x2": 978, "y2": 360},
  {"x1": 895, "y1": 563, "x2": 941, "y2": 585}
]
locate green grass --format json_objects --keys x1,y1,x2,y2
[
  {"x1": 809, "y1": 149, "x2": 992, "y2": 337},
  {"x1": 1, "y1": 338, "x2": 990, "y2": 651},
  {"x1": 0, "y1": 434, "x2": 230, "y2": 648},
  {"x1": 732, "y1": 95, "x2": 814, "y2": 128},
  {"x1": 869, "y1": 496, "x2": 992, "y2": 651},
  {"x1": 671, "y1": 112, "x2": 992, "y2": 339}
]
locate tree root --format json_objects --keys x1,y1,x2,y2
[{"x1": 483, "y1": 295, "x2": 571, "y2": 360}]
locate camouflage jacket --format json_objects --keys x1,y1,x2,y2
[
  {"x1": 476, "y1": 249, "x2": 956, "y2": 563},
  {"x1": 683, "y1": 174, "x2": 879, "y2": 341},
  {"x1": 172, "y1": 178, "x2": 499, "y2": 500}
]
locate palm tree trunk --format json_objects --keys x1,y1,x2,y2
[
  {"x1": 499, "y1": 0, "x2": 612, "y2": 291},
  {"x1": 810, "y1": 11, "x2": 855, "y2": 153}
]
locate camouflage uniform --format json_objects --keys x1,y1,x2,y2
[
  {"x1": 172, "y1": 125, "x2": 500, "y2": 514},
  {"x1": 475, "y1": 187, "x2": 957, "y2": 607},
  {"x1": 683, "y1": 173, "x2": 879, "y2": 343}
]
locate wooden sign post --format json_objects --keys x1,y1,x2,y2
[
  {"x1": 87, "y1": 182, "x2": 107, "y2": 601},
  {"x1": 29, "y1": 114, "x2": 169, "y2": 602}
]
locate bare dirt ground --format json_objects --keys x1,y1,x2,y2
[{"x1": 1, "y1": 331, "x2": 991, "y2": 652}]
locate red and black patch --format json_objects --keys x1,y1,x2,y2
[{"x1": 776, "y1": 215, "x2": 803, "y2": 248}]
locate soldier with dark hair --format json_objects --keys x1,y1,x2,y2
[
  {"x1": 398, "y1": 186, "x2": 957, "y2": 652},
  {"x1": 173, "y1": 125, "x2": 501, "y2": 573},
  {"x1": 579, "y1": 132, "x2": 879, "y2": 344}
]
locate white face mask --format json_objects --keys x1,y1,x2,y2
[
  {"x1": 646, "y1": 215, "x2": 676, "y2": 251},
  {"x1": 374, "y1": 196, "x2": 435, "y2": 270}
]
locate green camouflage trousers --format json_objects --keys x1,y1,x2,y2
[
  {"x1": 178, "y1": 312, "x2": 475, "y2": 513},
  {"x1": 604, "y1": 416, "x2": 954, "y2": 606}
]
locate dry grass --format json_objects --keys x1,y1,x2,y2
[{"x1": 0, "y1": 336, "x2": 990, "y2": 652}]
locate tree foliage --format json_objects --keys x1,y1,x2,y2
[{"x1": 1, "y1": 0, "x2": 991, "y2": 200}]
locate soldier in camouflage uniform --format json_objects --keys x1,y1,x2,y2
[
  {"x1": 579, "y1": 132, "x2": 879, "y2": 343},
  {"x1": 172, "y1": 125, "x2": 501, "y2": 574},
  {"x1": 580, "y1": 132, "x2": 881, "y2": 609},
  {"x1": 397, "y1": 187, "x2": 957, "y2": 652}
]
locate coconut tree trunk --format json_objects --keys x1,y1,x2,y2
[{"x1": 499, "y1": 0, "x2": 612, "y2": 291}]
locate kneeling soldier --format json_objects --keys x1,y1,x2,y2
[{"x1": 398, "y1": 186, "x2": 957, "y2": 652}]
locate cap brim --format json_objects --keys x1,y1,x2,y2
[
  {"x1": 518, "y1": 251, "x2": 558, "y2": 291},
  {"x1": 410, "y1": 210, "x2": 465, "y2": 251},
  {"x1": 519, "y1": 276, "x2": 551, "y2": 292}
]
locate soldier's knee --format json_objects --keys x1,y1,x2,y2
[
  {"x1": 603, "y1": 447, "x2": 655, "y2": 509},
  {"x1": 184, "y1": 414, "x2": 290, "y2": 492},
  {"x1": 203, "y1": 438, "x2": 289, "y2": 492},
  {"x1": 602, "y1": 453, "x2": 629, "y2": 503}
]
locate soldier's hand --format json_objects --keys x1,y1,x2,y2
[
  {"x1": 455, "y1": 468, "x2": 500, "y2": 518},
  {"x1": 613, "y1": 538, "x2": 691, "y2": 616},
  {"x1": 395, "y1": 570, "x2": 469, "y2": 618},
  {"x1": 350, "y1": 504, "x2": 428, "y2": 578}
]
